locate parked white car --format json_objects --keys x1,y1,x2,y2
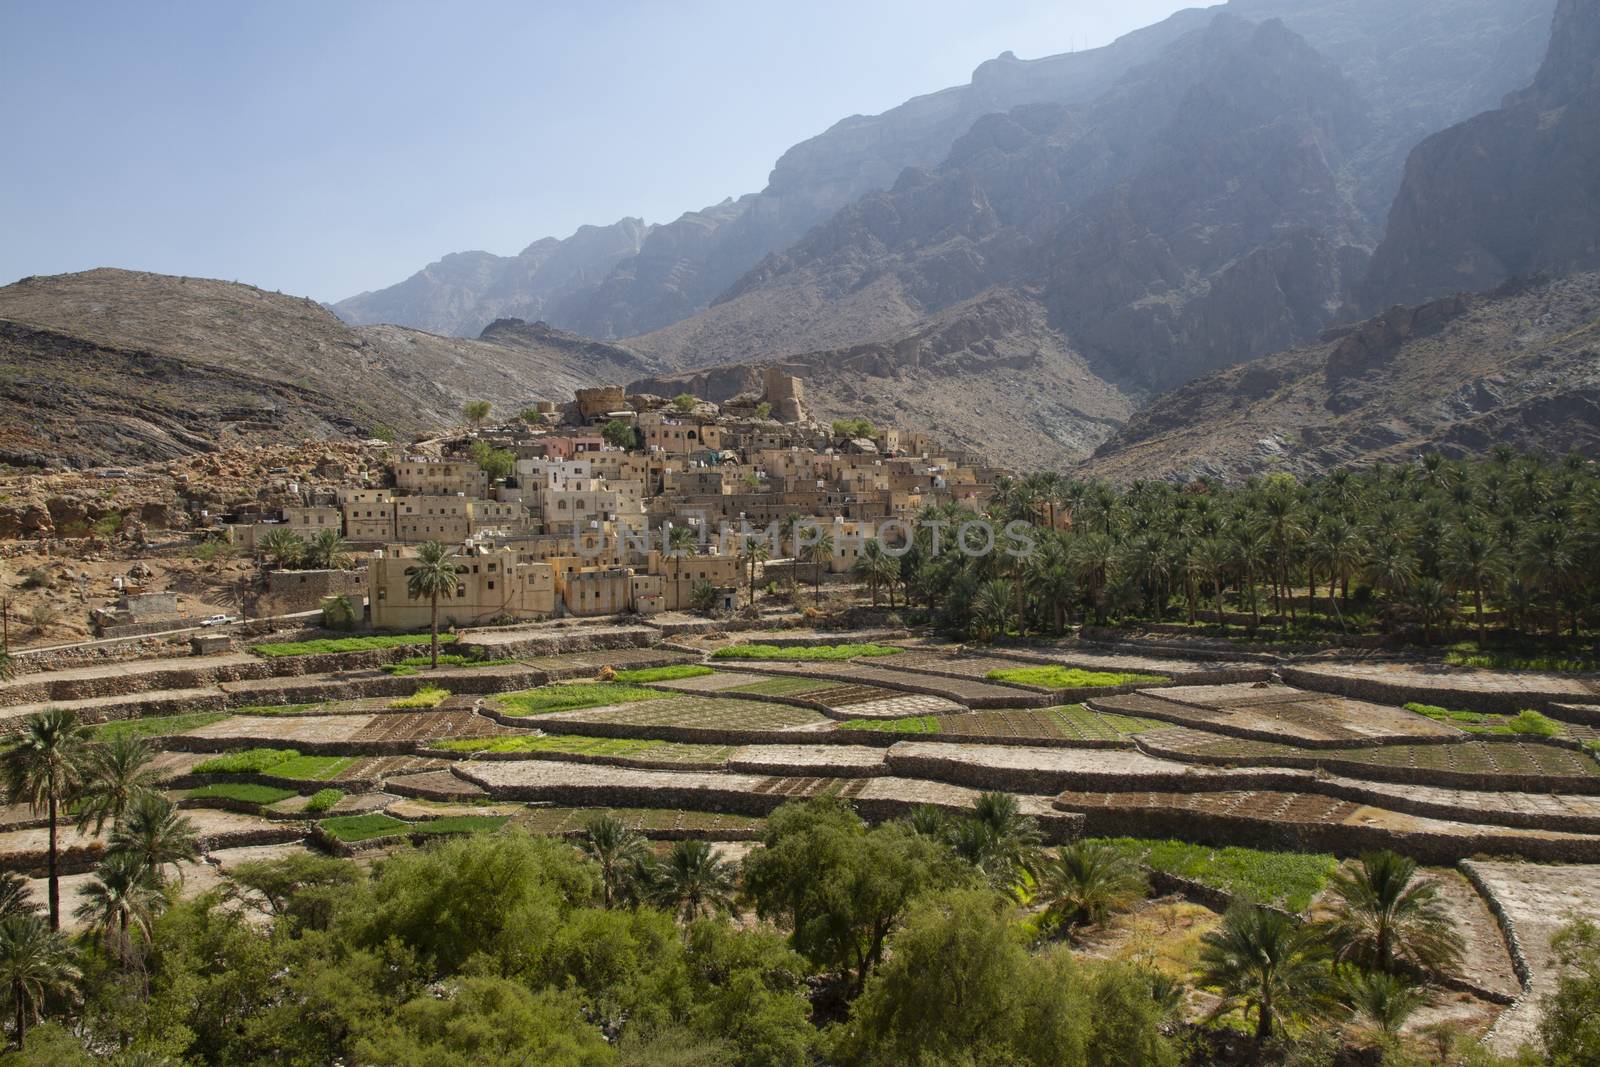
[{"x1": 200, "y1": 614, "x2": 236, "y2": 627}]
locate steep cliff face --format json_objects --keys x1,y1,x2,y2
[
  {"x1": 635, "y1": 16, "x2": 1375, "y2": 393},
  {"x1": 332, "y1": 217, "x2": 650, "y2": 336},
  {"x1": 1362, "y1": 0, "x2": 1600, "y2": 307},
  {"x1": 1080, "y1": 273, "x2": 1600, "y2": 481}
]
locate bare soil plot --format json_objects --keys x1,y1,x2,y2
[
  {"x1": 383, "y1": 768, "x2": 490, "y2": 801},
  {"x1": 1140, "y1": 727, "x2": 1600, "y2": 793},
  {"x1": 734, "y1": 659, "x2": 1030, "y2": 707},
  {"x1": 728, "y1": 745, "x2": 888, "y2": 777},
  {"x1": 1096, "y1": 684, "x2": 1459, "y2": 746},
  {"x1": 1417, "y1": 869, "x2": 1522, "y2": 1003},
  {"x1": 1286, "y1": 663, "x2": 1600, "y2": 716},
  {"x1": 520, "y1": 647, "x2": 698, "y2": 678},
  {"x1": 649, "y1": 670, "x2": 777, "y2": 694},
  {"x1": 1466, "y1": 861, "x2": 1600, "y2": 1054},
  {"x1": 510, "y1": 805, "x2": 768, "y2": 840},
  {"x1": 937, "y1": 706, "x2": 1166, "y2": 744},
  {"x1": 0, "y1": 651, "x2": 261, "y2": 706}
]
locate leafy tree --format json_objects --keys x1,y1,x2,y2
[
  {"x1": 1542, "y1": 917, "x2": 1600, "y2": 1065},
  {"x1": 0, "y1": 913, "x2": 79, "y2": 1050},
  {"x1": 653, "y1": 840, "x2": 736, "y2": 923},
  {"x1": 1039, "y1": 841, "x2": 1147, "y2": 932},
  {"x1": 1321, "y1": 850, "x2": 1464, "y2": 977},
  {"x1": 743, "y1": 798, "x2": 955, "y2": 996},
  {"x1": 829, "y1": 887, "x2": 1174, "y2": 1067},
  {"x1": 468, "y1": 438, "x2": 516, "y2": 481},
  {"x1": 222, "y1": 852, "x2": 363, "y2": 932},
  {"x1": 352, "y1": 976, "x2": 613, "y2": 1067},
  {"x1": 830, "y1": 417, "x2": 875, "y2": 439},
  {"x1": 404, "y1": 540, "x2": 459, "y2": 669},
  {"x1": 672, "y1": 394, "x2": 698, "y2": 414},
  {"x1": 258, "y1": 528, "x2": 306, "y2": 569},
  {"x1": 1198, "y1": 902, "x2": 1334, "y2": 1046},
  {"x1": 1, "y1": 709, "x2": 89, "y2": 929},
  {"x1": 754, "y1": 401, "x2": 773, "y2": 419},
  {"x1": 602, "y1": 419, "x2": 636, "y2": 449},
  {"x1": 462, "y1": 400, "x2": 492, "y2": 428},
  {"x1": 75, "y1": 735, "x2": 161, "y2": 836},
  {"x1": 320, "y1": 594, "x2": 358, "y2": 630}
]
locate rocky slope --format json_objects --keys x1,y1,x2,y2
[
  {"x1": 337, "y1": 0, "x2": 1550, "y2": 344},
  {"x1": 1078, "y1": 273, "x2": 1600, "y2": 482},
  {"x1": 0, "y1": 270, "x2": 657, "y2": 469},
  {"x1": 629, "y1": 290, "x2": 1135, "y2": 468},
  {"x1": 1361, "y1": 0, "x2": 1600, "y2": 307}
]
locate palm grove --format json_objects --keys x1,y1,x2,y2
[
  {"x1": 5, "y1": 741, "x2": 1598, "y2": 1065},
  {"x1": 867, "y1": 451, "x2": 1600, "y2": 654}
]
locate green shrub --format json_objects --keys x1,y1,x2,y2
[
  {"x1": 251, "y1": 633, "x2": 457, "y2": 658},
  {"x1": 496, "y1": 682, "x2": 667, "y2": 716},
  {"x1": 187, "y1": 782, "x2": 297, "y2": 806},
  {"x1": 611, "y1": 664, "x2": 714, "y2": 683},
  {"x1": 233, "y1": 703, "x2": 321, "y2": 716},
  {"x1": 1444, "y1": 650, "x2": 1599, "y2": 672},
  {"x1": 194, "y1": 748, "x2": 299, "y2": 774},
  {"x1": 382, "y1": 654, "x2": 514, "y2": 674},
  {"x1": 412, "y1": 815, "x2": 509, "y2": 836},
  {"x1": 1504, "y1": 709, "x2": 1560, "y2": 738},
  {"x1": 984, "y1": 666, "x2": 1168, "y2": 689},
  {"x1": 305, "y1": 788, "x2": 344, "y2": 813},
  {"x1": 1404, "y1": 702, "x2": 1491, "y2": 725},
  {"x1": 710, "y1": 643, "x2": 902, "y2": 662},
  {"x1": 383, "y1": 664, "x2": 419, "y2": 677},
  {"x1": 392, "y1": 686, "x2": 450, "y2": 709}
]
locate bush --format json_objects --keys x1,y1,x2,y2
[
  {"x1": 392, "y1": 686, "x2": 450, "y2": 709},
  {"x1": 194, "y1": 748, "x2": 300, "y2": 774},
  {"x1": 711, "y1": 643, "x2": 902, "y2": 662},
  {"x1": 1092, "y1": 838, "x2": 1337, "y2": 912},
  {"x1": 305, "y1": 788, "x2": 344, "y2": 813}
]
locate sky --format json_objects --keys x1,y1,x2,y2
[{"x1": 0, "y1": 0, "x2": 1195, "y2": 302}]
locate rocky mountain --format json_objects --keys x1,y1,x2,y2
[
  {"x1": 1078, "y1": 272, "x2": 1600, "y2": 482},
  {"x1": 1361, "y1": 0, "x2": 1600, "y2": 307},
  {"x1": 335, "y1": 0, "x2": 1550, "y2": 346},
  {"x1": 636, "y1": 15, "x2": 1373, "y2": 393},
  {"x1": 1082, "y1": 0, "x2": 1600, "y2": 481},
  {"x1": 628, "y1": 291, "x2": 1134, "y2": 467},
  {"x1": 332, "y1": 217, "x2": 650, "y2": 337},
  {"x1": 0, "y1": 270, "x2": 657, "y2": 469}
]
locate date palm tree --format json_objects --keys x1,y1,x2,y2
[
  {"x1": 404, "y1": 540, "x2": 459, "y2": 669},
  {"x1": 1, "y1": 709, "x2": 88, "y2": 930},
  {"x1": 74, "y1": 851, "x2": 163, "y2": 966},
  {"x1": 741, "y1": 534, "x2": 772, "y2": 607},
  {"x1": 950, "y1": 792, "x2": 1043, "y2": 893},
  {"x1": 1199, "y1": 902, "x2": 1333, "y2": 1046},
  {"x1": 75, "y1": 735, "x2": 161, "y2": 836},
  {"x1": 306, "y1": 528, "x2": 352, "y2": 570},
  {"x1": 801, "y1": 524, "x2": 834, "y2": 606},
  {"x1": 107, "y1": 793, "x2": 199, "y2": 885},
  {"x1": 968, "y1": 578, "x2": 1015, "y2": 643},
  {"x1": 653, "y1": 840, "x2": 736, "y2": 923},
  {"x1": 1321, "y1": 851, "x2": 1463, "y2": 977},
  {"x1": 258, "y1": 528, "x2": 306, "y2": 569},
  {"x1": 580, "y1": 814, "x2": 651, "y2": 909},
  {"x1": 0, "y1": 913, "x2": 78, "y2": 1050},
  {"x1": 1039, "y1": 841, "x2": 1147, "y2": 932},
  {"x1": 1343, "y1": 969, "x2": 1428, "y2": 1036},
  {"x1": 667, "y1": 523, "x2": 698, "y2": 599},
  {"x1": 0, "y1": 874, "x2": 38, "y2": 924}
]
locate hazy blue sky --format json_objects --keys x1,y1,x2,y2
[{"x1": 1, "y1": 1, "x2": 1193, "y2": 301}]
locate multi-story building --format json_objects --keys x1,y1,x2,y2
[{"x1": 368, "y1": 546, "x2": 556, "y2": 629}]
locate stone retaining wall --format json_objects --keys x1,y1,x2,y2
[
  {"x1": 455, "y1": 624, "x2": 656, "y2": 660},
  {"x1": 1061, "y1": 803, "x2": 1600, "y2": 865},
  {"x1": 414, "y1": 747, "x2": 729, "y2": 773},
  {"x1": 1282, "y1": 666, "x2": 1600, "y2": 718}
]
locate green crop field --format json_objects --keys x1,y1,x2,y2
[
  {"x1": 611, "y1": 664, "x2": 715, "y2": 683},
  {"x1": 186, "y1": 782, "x2": 298, "y2": 807},
  {"x1": 251, "y1": 633, "x2": 457, "y2": 657},
  {"x1": 711, "y1": 643, "x2": 902, "y2": 662},
  {"x1": 89, "y1": 711, "x2": 230, "y2": 741},
  {"x1": 984, "y1": 666, "x2": 1169, "y2": 689},
  {"x1": 496, "y1": 682, "x2": 671, "y2": 716},
  {"x1": 1095, "y1": 838, "x2": 1337, "y2": 912}
]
